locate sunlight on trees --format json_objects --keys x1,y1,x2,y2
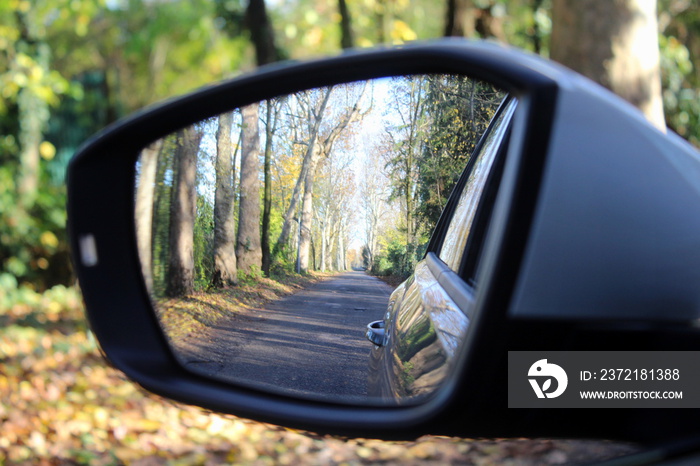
[
  {"x1": 137, "y1": 76, "x2": 505, "y2": 296},
  {"x1": 1, "y1": 0, "x2": 698, "y2": 462}
]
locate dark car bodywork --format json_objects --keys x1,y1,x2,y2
[{"x1": 368, "y1": 98, "x2": 516, "y2": 402}]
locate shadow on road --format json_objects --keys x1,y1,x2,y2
[{"x1": 175, "y1": 271, "x2": 393, "y2": 402}]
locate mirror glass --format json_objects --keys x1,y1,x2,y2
[{"x1": 135, "y1": 75, "x2": 507, "y2": 404}]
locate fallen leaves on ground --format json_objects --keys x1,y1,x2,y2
[
  {"x1": 156, "y1": 272, "x2": 331, "y2": 342},
  {"x1": 1, "y1": 286, "x2": 639, "y2": 465}
]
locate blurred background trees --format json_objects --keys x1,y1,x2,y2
[
  {"x1": 1, "y1": 1, "x2": 698, "y2": 462},
  {"x1": 1, "y1": 0, "x2": 699, "y2": 299}
]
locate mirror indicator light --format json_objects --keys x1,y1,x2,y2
[{"x1": 79, "y1": 234, "x2": 99, "y2": 267}]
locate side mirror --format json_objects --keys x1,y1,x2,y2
[{"x1": 68, "y1": 39, "x2": 700, "y2": 442}]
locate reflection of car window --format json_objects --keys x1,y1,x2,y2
[{"x1": 438, "y1": 100, "x2": 516, "y2": 272}]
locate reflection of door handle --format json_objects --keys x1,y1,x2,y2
[{"x1": 366, "y1": 320, "x2": 385, "y2": 346}]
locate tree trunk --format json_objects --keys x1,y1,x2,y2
[
  {"x1": 336, "y1": 225, "x2": 346, "y2": 271},
  {"x1": 531, "y1": 0, "x2": 544, "y2": 55},
  {"x1": 15, "y1": 10, "x2": 49, "y2": 209},
  {"x1": 276, "y1": 89, "x2": 332, "y2": 252},
  {"x1": 297, "y1": 155, "x2": 319, "y2": 273},
  {"x1": 166, "y1": 127, "x2": 201, "y2": 297},
  {"x1": 551, "y1": 0, "x2": 665, "y2": 129},
  {"x1": 327, "y1": 219, "x2": 338, "y2": 272},
  {"x1": 261, "y1": 100, "x2": 277, "y2": 276},
  {"x1": 246, "y1": 0, "x2": 278, "y2": 66},
  {"x1": 338, "y1": 0, "x2": 355, "y2": 49},
  {"x1": 297, "y1": 88, "x2": 365, "y2": 273},
  {"x1": 17, "y1": 88, "x2": 43, "y2": 208},
  {"x1": 376, "y1": 0, "x2": 392, "y2": 43},
  {"x1": 237, "y1": 103, "x2": 263, "y2": 274},
  {"x1": 276, "y1": 157, "x2": 309, "y2": 255},
  {"x1": 212, "y1": 112, "x2": 238, "y2": 287},
  {"x1": 135, "y1": 140, "x2": 163, "y2": 293},
  {"x1": 152, "y1": 144, "x2": 175, "y2": 294},
  {"x1": 444, "y1": 0, "x2": 476, "y2": 37},
  {"x1": 320, "y1": 220, "x2": 328, "y2": 272}
]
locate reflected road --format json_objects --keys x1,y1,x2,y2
[{"x1": 179, "y1": 271, "x2": 392, "y2": 401}]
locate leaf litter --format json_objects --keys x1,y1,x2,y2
[{"x1": 0, "y1": 285, "x2": 639, "y2": 464}]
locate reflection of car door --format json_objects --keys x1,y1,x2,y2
[{"x1": 368, "y1": 98, "x2": 517, "y2": 402}]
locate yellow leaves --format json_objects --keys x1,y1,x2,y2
[
  {"x1": 1, "y1": 52, "x2": 68, "y2": 106},
  {"x1": 15, "y1": 0, "x2": 31, "y2": 13},
  {"x1": 358, "y1": 37, "x2": 375, "y2": 48},
  {"x1": 303, "y1": 26, "x2": 325, "y2": 48},
  {"x1": 40, "y1": 230, "x2": 59, "y2": 248},
  {"x1": 37, "y1": 257, "x2": 49, "y2": 269},
  {"x1": 124, "y1": 417, "x2": 163, "y2": 432},
  {"x1": 14, "y1": 53, "x2": 41, "y2": 79},
  {"x1": 304, "y1": 9, "x2": 320, "y2": 24},
  {"x1": 2, "y1": 288, "x2": 604, "y2": 463},
  {"x1": 39, "y1": 141, "x2": 56, "y2": 160},
  {"x1": 0, "y1": 24, "x2": 20, "y2": 51},
  {"x1": 75, "y1": 13, "x2": 90, "y2": 37},
  {"x1": 284, "y1": 24, "x2": 298, "y2": 40},
  {"x1": 391, "y1": 19, "x2": 417, "y2": 43}
]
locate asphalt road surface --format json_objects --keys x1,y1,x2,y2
[{"x1": 180, "y1": 271, "x2": 393, "y2": 402}]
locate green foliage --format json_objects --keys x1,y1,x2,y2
[
  {"x1": 270, "y1": 245, "x2": 298, "y2": 276},
  {"x1": 0, "y1": 165, "x2": 69, "y2": 290},
  {"x1": 151, "y1": 137, "x2": 176, "y2": 297},
  {"x1": 0, "y1": 0, "x2": 253, "y2": 296},
  {"x1": 660, "y1": 34, "x2": 700, "y2": 147},
  {"x1": 372, "y1": 237, "x2": 427, "y2": 279},
  {"x1": 271, "y1": 0, "x2": 441, "y2": 55},
  {"x1": 417, "y1": 76, "x2": 504, "y2": 231},
  {"x1": 376, "y1": 75, "x2": 504, "y2": 279},
  {"x1": 113, "y1": 0, "x2": 249, "y2": 109},
  {"x1": 237, "y1": 265, "x2": 265, "y2": 285},
  {"x1": 194, "y1": 196, "x2": 215, "y2": 291}
]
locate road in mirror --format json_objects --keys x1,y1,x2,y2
[{"x1": 134, "y1": 75, "x2": 505, "y2": 404}]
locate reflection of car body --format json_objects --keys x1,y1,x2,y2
[{"x1": 368, "y1": 98, "x2": 516, "y2": 401}]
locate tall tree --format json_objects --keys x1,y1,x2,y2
[
  {"x1": 15, "y1": 8, "x2": 50, "y2": 208},
  {"x1": 360, "y1": 151, "x2": 390, "y2": 272},
  {"x1": 551, "y1": 0, "x2": 665, "y2": 129},
  {"x1": 376, "y1": 0, "x2": 392, "y2": 43},
  {"x1": 297, "y1": 153, "x2": 318, "y2": 273},
  {"x1": 246, "y1": 0, "x2": 280, "y2": 65},
  {"x1": 262, "y1": 99, "x2": 281, "y2": 276},
  {"x1": 212, "y1": 112, "x2": 238, "y2": 287},
  {"x1": 297, "y1": 85, "x2": 366, "y2": 273},
  {"x1": 416, "y1": 76, "x2": 503, "y2": 230},
  {"x1": 338, "y1": 0, "x2": 355, "y2": 48},
  {"x1": 237, "y1": 103, "x2": 263, "y2": 274},
  {"x1": 444, "y1": 0, "x2": 476, "y2": 37},
  {"x1": 316, "y1": 152, "x2": 355, "y2": 271},
  {"x1": 275, "y1": 88, "x2": 333, "y2": 255},
  {"x1": 531, "y1": 0, "x2": 545, "y2": 55},
  {"x1": 166, "y1": 127, "x2": 202, "y2": 297},
  {"x1": 385, "y1": 77, "x2": 430, "y2": 274},
  {"x1": 135, "y1": 140, "x2": 163, "y2": 293}
]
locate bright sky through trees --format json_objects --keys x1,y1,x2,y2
[{"x1": 136, "y1": 74, "x2": 505, "y2": 291}]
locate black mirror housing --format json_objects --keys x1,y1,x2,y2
[{"x1": 68, "y1": 39, "x2": 700, "y2": 442}]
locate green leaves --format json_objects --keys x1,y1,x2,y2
[{"x1": 660, "y1": 34, "x2": 700, "y2": 146}]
